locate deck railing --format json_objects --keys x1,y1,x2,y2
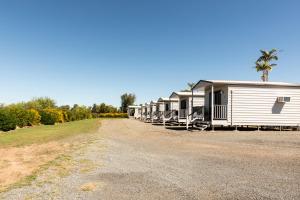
[{"x1": 214, "y1": 105, "x2": 227, "y2": 120}]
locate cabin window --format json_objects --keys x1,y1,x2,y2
[
  {"x1": 180, "y1": 99, "x2": 187, "y2": 109},
  {"x1": 165, "y1": 103, "x2": 169, "y2": 111},
  {"x1": 214, "y1": 91, "x2": 222, "y2": 105}
]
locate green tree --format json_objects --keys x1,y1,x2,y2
[
  {"x1": 255, "y1": 49, "x2": 278, "y2": 82},
  {"x1": 120, "y1": 93, "x2": 136, "y2": 113},
  {"x1": 91, "y1": 104, "x2": 98, "y2": 113},
  {"x1": 26, "y1": 97, "x2": 56, "y2": 110}
]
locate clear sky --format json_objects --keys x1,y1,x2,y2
[{"x1": 0, "y1": 0, "x2": 299, "y2": 107}]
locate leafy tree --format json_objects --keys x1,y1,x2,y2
[
  {"x1": 255, "y1": 49, "x2": 278, "y2": 82},
  {"x1": 120, "y1": 93, "x2": 136, "y2": 113},
  {"x1": 26, "y1": 97, "x2": 56, "y2": 111},
  {"x1": 68, "y1": 105, "x2": 92, "y2": 121},
  {"x1": 91, "y1": 104, "x2": 98, "y2": 113},
  {"x1": 59, "y1": 105, "x2": 70, "y2": 111}
]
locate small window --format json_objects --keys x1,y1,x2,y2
[
  {"x1": 180, "y1": 100, "x2": 187, "y2": 109},
  {"x1": 165, "y1": 104, "x2": 169, "y2": 111},
  {"x1": 284, "y1": 97, "x2": 291, "y2": 102}
]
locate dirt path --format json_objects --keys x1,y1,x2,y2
[{"x1": 1, "y1": 119, "x2": 300, "y2": 199}]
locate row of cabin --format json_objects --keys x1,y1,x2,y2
[{"x1": 128, "y1": 80, "x2": 300, "y2": 130}]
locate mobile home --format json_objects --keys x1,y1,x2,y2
[
  {"x1": 150, "y1": 101, "x2": 162, "y2": 123},
  {"x1": 141, "y1": 104, "x2": 147, "y2": 121},
  {"x1": 157, "y1": 97, "x2": 180, "y2": 125},
  {"x1": 127, "y1": 105, "x2": 141, "y2": 119},
  {"x1": 145, "y1": 102, "x2": 151, "y2": 122},
  {"x1": 169, "y1": 91, "x2": 205, "y2": 126},
  {"x1": 192, "y1": 80, "x2": 300, "y2": 130}
]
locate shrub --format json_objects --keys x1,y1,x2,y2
[
  {"x1": 40, "y1": 109, "x2": 64, "y2": 125},
  {"x1": 27, "y1": 109, "x2": 41, "y2": 125},
  {"x1": 97, "y1": 113, "x2": 128, "y2": 118},
  {"x1": 10, "y1": 108, "x2": 30, "y2": 128},
  {"x1": 0, "y1": 109, "x2": 17, "y2": 131},
  {"x1": 25, "y1": 97, "x2": 56, "y2": 111},
  {"x1": 68, "y1": 105, "x2": 92, "y2": 121}
]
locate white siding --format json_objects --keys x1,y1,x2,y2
[
  {"x1": 171, "y1": 101, "x2": 179, "y2": 111},
  {"x1": 158, "y1": 103, "x2": 164, "y2": 111},
  {"x1": 192, "y1": 96, "x2": 204, "y2": 107},
  {"x1": 228, "y1": 86, "x2": 300, "y2": 126}
]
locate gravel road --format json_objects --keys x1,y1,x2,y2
[{"x1": 1, "y1": 119, "x2": 300, "y2": 200}]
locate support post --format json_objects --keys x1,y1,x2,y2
[
  {"x1": 186, "y1": 116, "x2": 189, "y2": 130},
  {"x1": 234, "y1": 125, "x2": 238, "y2": 132},
  {"x1": 211, "y1": 84, "x2": 214, "y2": 128},
  {"x1": 211, "y1": 125, "x2": 215, "y2": 132},
  {"x1": 191, "y1": 88, "x2": 194, "y2": 121}
]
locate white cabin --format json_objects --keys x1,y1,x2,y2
[
  {"x1": 145, "y1": 102, "x2": 151, "y2": 121},
  {"x1": 141, "y1": 104, "x2": 147, "y2": 121},
  {"x1": 169, "y1": 91, "x2": 205, "y2": 123},
  {"x1": 157, "y1": 97, "x2": 179, "y2": 118},
  {"x1": 127, "y1": 105, "x2": 141, "y2": 119},
  {"x1": 192, "y1": 80, "x2": 300, "y2": 128}
]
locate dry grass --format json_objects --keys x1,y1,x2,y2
[
  {"x1": 80, "y1": 181, "x2": 105, "y2": 192},
  {"x1": 0, "y1": 119, "x2": 101, "y2": 192},
  {"x1": 79, "y1": 159, "x2": 98, "y2": 173},
  {"x1": 80, "y1": 182, "x2": 97, "y2": 191}
]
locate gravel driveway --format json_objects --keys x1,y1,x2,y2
[{"x1": 1, "y1": 119, "x2": 300, "y2": 200}]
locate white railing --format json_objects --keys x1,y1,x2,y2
[
  {"x1": 214, "y1": 105, "x2": 227, "y2": 120},
  {"x1": 179, "y1": 109, "x2": 187, "y2": 119}
]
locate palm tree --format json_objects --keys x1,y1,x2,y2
[
  {"x1": 181, "y1": 82, "x2": 196, "y2": 92},
  {"x1": 255, "y1": 49, "x2": 278, "y2": 82}
]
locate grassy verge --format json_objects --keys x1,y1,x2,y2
[{"x1": 0, "y1": 119, "x2": 100, "y2": 148}]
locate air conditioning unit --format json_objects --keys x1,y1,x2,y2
[{"x1": 277, "y1": 97, "x2": 291, "y2": 103}]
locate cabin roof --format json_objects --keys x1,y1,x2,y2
[
  {"x1": 193, "y1": 80, "x2": 300, "y2": 89},
  {"x1": 150, "y1": 101, "x2": 157, "y2": 105},
  {"x1": 169, "y1": 91, "x2": 204, "y2": 98},
  {"x1": 157, "y1": 97, "x2": 178, "y2": 102},
  {"x1": 128, "y1": 105, "x2": 141, "y2": 108}
]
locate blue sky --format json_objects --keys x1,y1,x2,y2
[{"x1": 0, "y1": 0, "x2": 299, "y2": 107}]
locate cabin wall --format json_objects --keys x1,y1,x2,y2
[
  {"x1": 177, "y1": 96, "x2": 204, "y2": 119},
  {"x1": 134, "y1": 108, "x2": 140, "y2": 118},
  {"x1": 170, "y1": 101, "x2": 179, "y2": 111},
  {"x1": 158, "y1": 103, "x2": 164, "y2": 111},
  {"x1": 228, "y1": 85, "x2": 300, "y2": 126}
]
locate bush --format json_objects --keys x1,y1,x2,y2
[
  {"x1": 40, "y1": 109, "x2": 64, "y2": 125},
  {"x1": 27, "y1": 109, "x2": 41, "y2": 125},
  {"x1": 96, "y1": 113, "x2": 128, "y2": 118},
  {"x1": 68, "y1": 105, "x2": 92, "y2": 121},
  {"x1": 0, "y1": 109, "x2": 17, "y2": 131},
  {"x1": 10, "y1": 108, "x2": 30, "y2": 128}
]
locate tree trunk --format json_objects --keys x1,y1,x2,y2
[{"x1": 261, "y1": 70, "x2": 269, "y2": 82}]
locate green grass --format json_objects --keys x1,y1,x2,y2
[{"x1": 0, "y1": 119, "x2": 100, "y2": 148}]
